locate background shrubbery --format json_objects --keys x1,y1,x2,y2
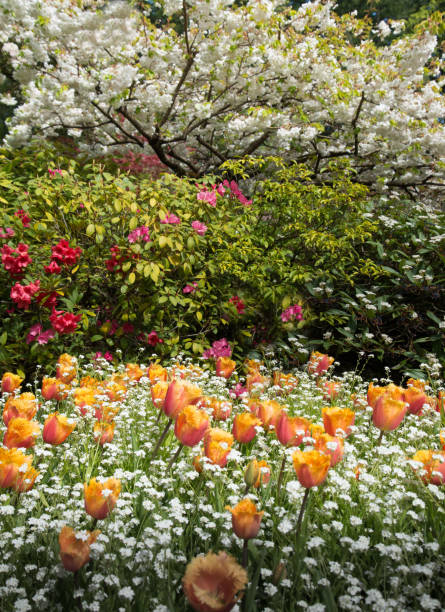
[{"x1": 0, "y1": 147, "x2": 444, "y2": 379}]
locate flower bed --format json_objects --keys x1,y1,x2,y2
[{"x1": 0, "y1": 353, "x2": 444, "y2": 611}]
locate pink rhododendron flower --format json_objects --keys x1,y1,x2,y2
[
  {"x1": 229, "y1": 382, "x2": 248, "y2": 399},
  {"x1": 203, "y1": 338, "x2": 232, "y2": 359},
  {"x1": 229, "y1": 295, "x2": 245, "y2": 314},
  {"x1": 37, "y1": 329, "x2": 55, "y2": 345},
  {"x1": 197, "y1": 187, "x2": 217, "y2": 207},
  {"x1": 222, "y1": 180, "x2": 252, "y2": 206},
  {"x1": 160, "y1": 213, "x2": 181, "y2": 225},
  {"x1": 44, "y1": 260, "x2": 61, "y2": 275},
  {"x1": 1, "y1": 243, "x2": 32, "y2": 277},
  {"x1": 50, "y1": 309, "x2": 81, "y2": 334},
  {"x1": 14, "y1": 209, "x2": 31, "y2": 227},
  {"x1": 191, "y1": 221, "x2": 207, "y2": 236},
  {"x1": 51, "y1": 240, "x2": 82, "y2": 267},
  {"x1": 127, "y1": 226, "x2": 151, "y2": 243},
  {"x1": 183, "y1": 282, "x2": 198, "y2": 294},
  {"x1": 281, "y1": 304, "x2": 303, "y2": 322},
  {"x1": 10, "y1": 280, "x2": 40, "y2": 309},
  {"x1": 48, "y1": 168, "x2": 63, "y2": 177},
  {"x1": 94, "y1": 351, "x2": 113, "y2": 362},
  {"x1": 0, "y1": 227, "x2": 15, "y2": 239},
  {"x1": 26, "y1": 323, "x2": 42, "y2": 344}
]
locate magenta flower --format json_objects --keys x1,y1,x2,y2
[
  {"x1": 147, "y1": 330, "x2": 163, "y2": 346},
  {"x1": 48, "y1": 168, "x2": 63, "y2": 177},
  {"x1": 0, "y1": 227, "x2": 15, "y2": 239},
  {"x1": 229, "y1": 382, "x2": 248, "y2": 399},
  {"x1": 197, "y1": 188, "x2": 217, "y2": 207},
  {"x1": 26, "y1": 323, "x2": 42, "y2": 345},
  {"x1": 37, "y1": 329, "x2": 55, "y2": 345},
  {"x1": 191, "y1": 221, "x2": 208, "y2": 236},
  {"x1": 281, "y1": 304, "x2": 303, "y2": 322},
  {"x1": 128, "y1": 226, "x2": 151, "y2": 243},
  {"x1": 203, "y1": 338, "x2": 232, "y2": 359},
  {"x1": 183, "y1": 282, "x2": 198, "y2": 294},
  {"x1": 160, "y1": 213, "x2": 181, "y2": 225}
]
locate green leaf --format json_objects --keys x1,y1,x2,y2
[
  {"x1": 86, "y1": 223, "x2": 95, "y2": 236},
  {"x1": 128, "y1": 272, "x2": 136, "y2": 285}
]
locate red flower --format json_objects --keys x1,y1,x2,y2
[
  {"x1": 10, "y1": 280, "x2": 40, "y2": 309},
  {"x1": 1, "y1": 243, "x2": 32, "y2": 277},
  {"x1": 50, "y1": 309, "x2": 81, "y2": 334},
  {"x1": 229, "y1": 295, "x2": 245, "y2": 314},
  {"x1": 14, "y1": 209, "x2": 31, "y2": 228},
  {"x1": 44, "y1": 260, "x2": 61, "y2": 275},
  {"x1": 36, "y1": 291, "x2": 58, "y2": 310},
  {"x1": 147, "y1": 330, "x2": 163, "y2": 346},
  {"x1": 50, "y1": 240, "x2": 82, "y2": 267}
]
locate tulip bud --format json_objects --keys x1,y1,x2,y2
[{"x1": 244, "y1": 459, "x2": 260, "y2": 488}]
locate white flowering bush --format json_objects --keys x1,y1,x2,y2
[
  {"x1": 0, "y1": 0, "x2": 444, "y2": 201},
  {"x1": 0, "y1": 351, "x2": 444, "y2": 611}
]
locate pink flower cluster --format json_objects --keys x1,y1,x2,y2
[
  {"x1": 0, "y1": 227, "x2": 15, "y2": 239},
  {"x1": 160, "y1": 212, "x2": 180, "y2": 225},
  {"x1": 1, "y1": 243, "x2": 32, "y2": 277},
  {"x1": 14, "y1": 209, "x2": 31, "y2": 228},
  {"x1": 10, "y1": 280, "x2": 40, "y2": 309},
  {"x1": 50, "y1": 309, "x2": 82, "y2": 334},
  {"x1": 222, "y1": 180, "x2": 252, "y2": 206},
  {"x1": 229, "y1": 382, "x2": 248, "y2": 399},
  {"x1": 26, "y1": 324, "x2": 55, "y2": 345},
  {"x1": 202, "y1": 338, "x2": 232, "y2": 359},
  {"x1": 50, "y1": 239, "x2": 82, "y2": 268},
  {"x1": 48, "y1": 168, "x2": 63, "y2": 177},
  {"x1": 94, "y1": 351, "x2": 113, "y2": 362},
  {"x1": 196, "y1": 180, "x2": 252, "y2": 207},
  {"x1": 128, "y1": 226, "x2": 151, "y2": 243},
  {"x1": 112, "y1": 151, "x2": 166, "y2": 176},
  {"x1": 183, "y1": 282, "x2": 198, "y2": 294},
  {"x1": 191, "y1": 221, "x2": 207, "y2": 236},
  {"x1": 228, "y1": 295, "x2": 245, "y2": 314},
  {"x1": 281, "y1": 304, "x2": 303, "y2": 322}
]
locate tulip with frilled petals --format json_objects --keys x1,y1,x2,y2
[
  {"x1": 59, "y1": 526, "x2": 100, "y2": 572},
  {"x1": 3, "y1": 392, "x2": 38, "y2": 426},
  {"x1": 175, "y1": 405, "x2": 209, "y2": 447},
  {"x1": 56, "y1": 353, "x2": 77, "y2": 384},
  {"x1": 12, "y1": 465, "x2": 39, "y2": 492},
  {"x1": 0, "y1": 448, "x2": 33, "y2": 488},
  {"x1": 1, "y1": 372, "x2": 22, "y2": 394},
  {"x1": 151, "y1": 381, "x2": 169, "y2": 409},
  {"x1": 206, "y1": 397, "x2": 232, "y2": 421},
  {"x1": 3, "y1": 418, "x2": 40, "y2": 448},
  {"x1": 74, "y1": 387, "x2": 98, "y2": 414},
  {"x1": 273, "y1": 371, "x2": 299, "y2": 394},
  {"x1": 183, "y1": 551, "x2": 248, "y2": 612},
  {"x1": 403, "y1": 386, "x2": 426, "y2": 415},
  {"x1": 276, "y1": 412, "x2": 310, "y2": 447},
  {"x1": 307, "y1": 352, "x2": 334, "y2": 376},
  {"x1": 257, "y1": 400, "x2": 283, "y2": 431},
  {"x1": 104, "y1": 381, "x2": 127, "y2": 402},
  {"x1": 407, "y1": 378, "x2": 426, "y2": 392},
  {"x1": 245, "y1": 372, "x2": 270, "y2": 394},
  {"x1": 215, "y1": 357, "x2": 236, "y2": 379},
  {"x1": 226, "y1": 499, "x2": 264, "y2": 540},
  {"x1": 232, "y1": 412, "x2": 261, "y2": 444},
  {"x1": 93, "y1": 421, "x2": 115, "y2": 446},
  {"x1": 314, "y1": 433, "x2": 344, "y2": 467},
  {"x1": 322, "y1": 407, "x2": 355, "y2": 437},
  {"x1": 147, "y1": 362, "x2": 168, "y2": 383},
  {"x1": 244, "y1": 358, "x2": 262, "y2": 375},
  {"x1": 84, "y1": 477, "x2": 121, "y2": 520},
  {"x1": 125, "y1": 363, "x2": 144, "y2": 382},
  {"x1": 203, "y1": 428, "x2": 234, "y2": 467},
  {"x1": 410, "y1": 450, "x2": 445, "y2": 485},
  {"x1": 320, "y1": 381, "x2": 341, "y2": 402},
  {"x1": 164, "y1": 379, "x2": 202, "y2": 419},
  {"x1": 292, "y1": 449, "x2": 331, "y2": 489},
  {"x1": 372, "y1": 396, "x2": 407, "y2": 432},
  {"x1": 367, "y1": 382, "x2": 403, "y2": 408},
  {"x1": 41, "y1": 377, "x2": 66, "y2": 401},
  {"x1": 43, "y1": 413, "x2": 76, "y2": 445}
]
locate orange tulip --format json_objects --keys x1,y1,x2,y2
[
  {"x1": 203, "y1": 428, "x2": 234, "y2": 467},
  {"x1": 226, "y1": 499, "x2": 264, "y2": 540},
  {"x1": 273, "y1": 371, "x2": 299, "y2": 393},
  {"x1": 183, "y1": 551, "x2": 247, "y2": 612},
  {"x1": 104, "y1": 381, "x2": 127, "y2": 402},
  {"x1": 41, "y1": 377, "x2": 67, "y2": 401},
  {"x1": 314, "y1": 433, "x2": 344, "y2": 467},
  {"x1": 151, "y1": 381, "x2": 169, "y2": 409},
  {"x1": 440, "y1": 430, "x2": 445, "y2": 450},
  {"x1": 56, "y1": 353, "x2": 77, "y2": 384},
  {"x1": 232, "y1": 412, "x2": 261, "y2": 444},
  {"x1": 79, "y1": 375, "x2": 101, "y2": 389},
  {"x1": 407, "y1": 378, "x2": 427, "y2": 392},
  {"x1": 257, "y1": 400, "x2": 283, "y2": 431},
  {"x1": 192, "y1": 451, "x2": 204, "y2": 474},
  {"x1": 1, "y1": 372, "x2": 22, "y2": 394},
  {"x1": 320, "y1": 381, "x2": 340, "y2": 402},
  {"x1": 94, "y1": 403, "x2": 119, "y2": 423},
  {"x1": 93, "y1": 421, "x2": 115, "y2": 446},
  {"x1": 59, "y1": 526, "x2": 100, "y2": 572},
  {"x1": 84, "y1": 477, "x2": 121, "y2": 520},
  {"x1": 372, "y1": 396, "x2": 407, "y2": 432},
  {"x1": 164, "y1": 380, "x2": 202, "y2": 419},
  {"x1": 276, "y1": 412, "x2": 310, "y2": 446},
  {"x1": 147, "y1": 363, "x2": 168, "y2": 383},
  {"x1": 43, "y1": 413, "x2": 76, "y2": 445},
  {"x1": 215, "y1": 357, "x2": 236, "y2": 379},
  {"x1": 367, "y1": 382, "x2": 403, "y2": 408},
  {"x1": 3, "y1": 418, "x2": 40, "y2": 449},
  {"x1": 246, "y1": 372, "x2": 270, "y2": 393},
  {"x1": 309, "y1": 423, "x2": 325, "y2": 438},
  {"x1": 12, "y1": 465, "x2": 39, "y2": 492},
  {"x1": 411, "y1": 450, "x2": 445, "y2": 485},
  {"x1": 244, "y1": 359, "x2": 262, "y2": 375},
  {"x1": 74, "y1": 387, "x2": 98, "y2": 413},
  {"x1": 3, "y1": 392, "x2": 38, "y2": 426},
  {"x1": 322, "y1": 407, "x2": 355, "y2": 437},
  {"x1": 175, "y1": 405, "x2": 209, "y2": 447},
  {"x1": 307, "y1": 352, "x2": 334, "y2": 376},
  {"x1": 253, "y1": 460, "x2": 271, "y2": 488},
  {"x1": 125, "y1": 363, "x2": 144, "y2": 382},
  {"x1": 0, "y1": 448, "x2": 33, "y2": 488},
  {"x1": 292, "y1": 449, "x2": 331, "y2": 488},
  {"x1": 403, "y1": 386, "x2": 426, "y2": 415}
]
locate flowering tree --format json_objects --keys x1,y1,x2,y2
[{"x1": 0, "y1": 0, "x2": 444, "y2": 199}]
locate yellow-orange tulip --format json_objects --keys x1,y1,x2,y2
[
  {"x1": 226, "y1": 499, "x2": 264, "y2": 540},
  {"x1": 246, "y1": 372, "x2": 270, "y2": 393},
  {"x1": 232, "y1": 412, "x2": 261, "y2": 444},
  {"x1": 440, "y1": 430, "x2": 445, "y2": 450},
  {"x1": 276, "y1": 412, "x2": 310, "y2": 446},
  {"x1": 175, "y1": 405, "x2": 209, "y2": 447},
  {"x1": 3, "y1": 392, "x2": 38, "y2": 426},
  {"x1": 215, "y1": 357, "x2": 236, "y2": 379},
  {"x1": 147, "y1": 363, "x2": 168, "y2": 383},
  {"x1": 56, "y1": 353, "x2": 77, "y2": 384},
  {"x1": 59, "y1": 526, "x2": 100, "y2": 572},
  {"x1": 164, "y1": 380, "x2": 202, "y2": 419},
  {"x1": 372, "y1": 396, "x2": 407, "y2": 432},
  {"x1": 125, "y1": 363, "x2": 144, "y2": 382},
  {"x1": 203, "y1": 428, "x2": 234, "y2": 467},
  {"x1": 151, "y1": 381, "x2": 169, "y2": 409},
  {"x1": 314, "y1": 433, "x2": 344, "y2": 467},
  {"x1": 322, "y1": 407, "x2": 355, "y2": 437},
  {"x1": 1, "y1": 372, "x2": 22, "y2": 394},
  {"x1": 3, "y1": 418, "x2": 40, "y2": 449},
  {"x1": 84, "y1": 478, "x2": 121, "y2": 520},
  {"x1": 411, "y1": 450, "x2": 445, "y2": 485},
  {"x1": 43, "y1": 413, "x2": 76, "y2": 445},
  {"x1": 12, "y1": 465, "x2": 39, "y2": 492},
  {"x1": 256, "y1": 400, "x2": 282, "y2": 431},
  {"x1": 0, "y1": 448, "x2": 33, "y2": 488},
  {"x1": 292, "y1": 449, "x2": 330, "y2": 488},
  {"x1": 183, "y1": 551, "x2": 247, "y2": 612},
  {"x1": 407, "y1": 378, "x2": 427, "y2": 392},
  {"x1": 307, "y1": 352, "x2": 334, "y2": 376},
  {"x1": 93, "y1": 421, "x2": 115, "y2": 446},
  {"x1": 74, "y1": 387, "x2": 98, "y2": 413},
  {"x1": 41, "y1": 377, "x2": 67, "y2": 401},
  {"x1": 367, "y1": 382, "x2": 403, "y2": 408},
  {"x1": 273, "y1": 371, "x2": 299, "y2": 393},
  {"x1": 198, "y1": 396, "x2": 232, "y2": 421},
  {"x1": 105, "y1": 381, "x2": 127, "y2": 402},
  {"x1": 244, "y1": 359, "x2": 263, "y2": 374}
]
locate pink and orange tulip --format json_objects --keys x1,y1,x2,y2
[
  {"x1": 215, "y1": 357, "x2": 236, "y2": 379},
  {"x1": 314, "y1": 433, "x2": 344, "y2": 467},
  {"x1": 292, "y1": 449, "x2": 331, "y2": 488},
  {"x1": 175, "y1": 405, "x2": 209, "y2": 447},
  {"x1": 3, "y1": 392, "x2": 38, "y2": 426},
  {"x1": 276, "y1": 412, "x2": 310, "y2": 446},
  {"x1": 203, "y1": 428, "x2": 234, "y2": 467},
  {"x1": 307, "y1": 352, "x2": 334, "y2": 376},
  {"x1": 1, "y1": 372, "x2": 22, "y2": 394},
  {"x1": 93, "y1": 421, "x2": 115, "y2": 446},
  {"x1": 0, "y1": 448, "x2": 33, "y2": 488},
  {"x1": 372, "y1": 396, "x2": 407, "y2": 432},
  {"x1": 226, "y1": 499, "x2": 264, "y2": 540},
  {"x1": 322, "y1": 407, "x2": 355, "y2": 437},
  {"x1": 59, "y1": 526, "x2": 100, "y2": 572},
  {"x1": 3, "y1": 417, "x2": 40, "y2": 449},
  {"x1": 43, "y1": 413, "x2": 76, "y2": 445},
  {"x1": 164, "y1": 380, "x2": 202, "y2": 419},
  {"x1": 232, "y1": 412, "x2": 261, "y2": 444},
  {"x1": 84, "y1": 477, "x2": 121, "y2": 520}
]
